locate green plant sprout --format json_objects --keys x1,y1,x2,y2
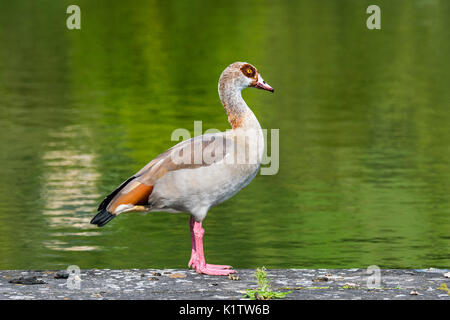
[
  {"x1": 244, "y1": 267, "x2": 291, "y2": 300},
  {"x1": 437, "y1": 283, "x2": 450, "y2": 295}
]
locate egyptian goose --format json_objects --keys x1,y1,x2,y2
[{"x1": 91, "y1": 62, "x2": 274, "y2": 275}]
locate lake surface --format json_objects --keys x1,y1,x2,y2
[{"x1": 0, "y1": 0, "x2": 449, "y2": 270}]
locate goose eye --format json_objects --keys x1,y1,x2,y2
[{"x1": 240, "y1": 64, "x2": 256, "y2": 77}]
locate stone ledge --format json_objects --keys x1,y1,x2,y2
[{"x1": 0, "y1": 269, "x2": 449, "y2": 300}]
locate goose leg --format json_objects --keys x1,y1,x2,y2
[
  {"x1": 188, "y1": 217, "x2": 232, "y2": 270},
  {"x1": 190, "y1": 219, "x2": 234, "y2": 275},
  {"x1": 188, "y1": 216, "x2": 197, "y2": 268}
]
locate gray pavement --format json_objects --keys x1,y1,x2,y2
[{"x1": 0, "y1": 268, "x2": 449, "y2": 300}]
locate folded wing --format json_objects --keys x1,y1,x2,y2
[{"x1": 91, "y1": 133, "x2": 233, "y2": 226}]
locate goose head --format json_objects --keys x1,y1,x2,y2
[{"x1": 219, "y1": 62, "x2": 274, "y2": 93}]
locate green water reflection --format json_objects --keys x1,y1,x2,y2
[{"x1": 0, "y1": 0, "x2": 448, "y2": 269}]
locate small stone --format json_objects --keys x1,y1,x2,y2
[
  {"x1": 409, "y1": 290, "x2": 420, "y2": 295},
  {"x1": 8, "y1": 276, "x2": 46, "y2": 285},
  {"x1": 444, "y1": 272, "x2": 450, "y2": 278},
  {"x1": 152, "y1": 272, "x2": 162, "y2": 276},
  {"x1": 168, "y1": 273, "x2": 186, "y2": 279},
  {"x1": 255, "y1": 292, "x2": 265, "y2": 300},
  {"x1": 228, "y1": 274, "x2": 239, "y2": 281},
  {"x1": 148, "y1": 277, "x2": 159, "y2": 281},
  {"x1": 54, "y1": 271, "x2": 69, "y2": 279},
  {"x1": 313, "y1": 276, "x2": 329, "y2": 282}
]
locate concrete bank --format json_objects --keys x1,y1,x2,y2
[{"x1": 1, "y1": 268, "x2": 449, "y2": 300}]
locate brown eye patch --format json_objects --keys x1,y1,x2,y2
[{"x1": 240, "y1": 64, "x2": 257, "y2": 79}]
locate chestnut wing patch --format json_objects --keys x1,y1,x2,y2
[
  {"x1": 106, "y1": 180, "x2": 154, "y2": 213},
  {"x1": 97, "y1": 176, "x2": 136, "y2": 211}
]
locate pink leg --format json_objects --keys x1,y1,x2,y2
[
  {"x1": 188, "y1": 217, "x2": 232, "y2": 270},
  {"x1": 188, "y1": 218, "x2": 234, "y2": 275},
  {"x1": 188, "y1": 217, "x2": 196, "y2": 268}
]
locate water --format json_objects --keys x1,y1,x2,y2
[{"x1": 0, "y1": 0, "x2": 449, "y2": 270}]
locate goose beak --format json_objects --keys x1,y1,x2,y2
[{"x1": 253, "y1": 74, "x2": 274, "y2": 93}]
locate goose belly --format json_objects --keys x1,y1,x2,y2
[{"x1": 149, "y1": 162, "x2": 260, "y2": 214}]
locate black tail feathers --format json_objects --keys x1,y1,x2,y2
[
  {"x1": 90, "y1": 209, "x2": 116, "y2": 227},
  {"x1": 93, "y1": 176, "x2": 135, "y2": 227}
]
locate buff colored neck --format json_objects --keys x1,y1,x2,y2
[{"x1": 218, "y1": 82, "x2": 260, "y2": 130}]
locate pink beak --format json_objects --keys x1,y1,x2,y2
[{"x1": 253, "y1": 75, "x2": 274, "y2": 93}]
